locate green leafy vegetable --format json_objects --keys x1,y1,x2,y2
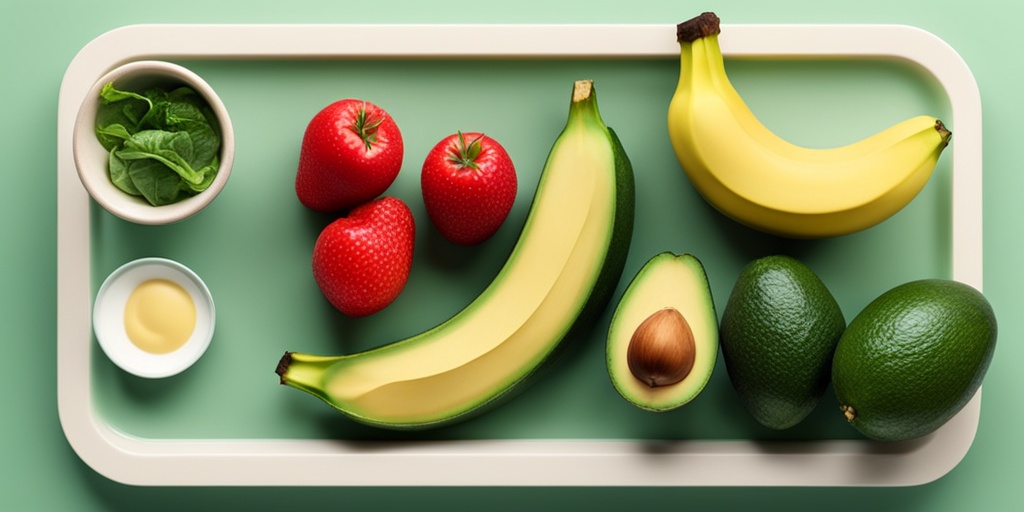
[{"x1": 95, "y1": 82, "x2": 221, "y2": 206}]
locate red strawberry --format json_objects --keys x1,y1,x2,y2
[
  {"x1": 421, "y1": 132, "x2": 517, "y2": 245},
  {"x1": 311, "y1": 196, "x2": 415, "y2": 317},
  {"x1": 296, "y1": 99, "x2": 404, "y2": 212}
]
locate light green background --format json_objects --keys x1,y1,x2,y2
[{"x1": 2, "y1": 0, "x2": 1019, "y2": 510}]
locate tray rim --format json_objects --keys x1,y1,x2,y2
[{"x1": 56, "y1": 22, "x2": 984, "y2": 487}]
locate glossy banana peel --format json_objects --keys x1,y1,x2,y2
[{"x1": 668, "y1": 12, "x2": 952, "y2": 238}]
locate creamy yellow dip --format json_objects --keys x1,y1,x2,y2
[{"x1": 124, "y1": 278, "x2": 196, "y2": 354}]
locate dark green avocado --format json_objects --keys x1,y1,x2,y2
[{"x1": 719, "y1": 255, "x2": 845, "y2": 429}]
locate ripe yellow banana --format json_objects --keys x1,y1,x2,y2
[{"x1": 667, "y1": 12, "x2": 952, "y2": 238}]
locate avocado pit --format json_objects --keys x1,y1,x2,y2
[
  {"x1": 606, "y1": 252, "x2": 718, "y2": 412},
  {"x1": 627, "y1": 307, "x2": 696, "y2": 387}
]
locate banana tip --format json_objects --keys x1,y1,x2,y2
[
  {"x1": 276, "y1": 351, "x2": 292, "y2": 384},
  {"x1": 935, "y1": 119, "x2": 952, "y2": 146}
]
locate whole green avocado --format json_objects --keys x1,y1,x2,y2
[
  {"x1": 719, "y1": 255, "x2": 846, "y2": 430},
  {"x1": 832, "y1": 279, "x2": 997, "y2": 441}
]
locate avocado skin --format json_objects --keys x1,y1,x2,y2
[
  {"x1": 719, "y1": 255, "x2": 846, "y2": 430},
  {"x1": 832, "y1": 279, "x2": 997, "y2": 441}
]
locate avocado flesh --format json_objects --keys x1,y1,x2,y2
[
  {"x1": 607, "y1": 253, "x2": 718, "y2": 412},
  {"x1": 280, "y1": 82, "x2": 634, "y2": 429}
]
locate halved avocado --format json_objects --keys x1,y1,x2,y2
[{"x1": 606, "y1": 252, "x2": 718, "y2": 412}]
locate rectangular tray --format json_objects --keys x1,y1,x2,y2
[{"x1": 57, "y1": 22, "x2": 983, "y2": 486}]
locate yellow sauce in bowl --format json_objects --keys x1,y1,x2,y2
[
  {"x1": 94, "y1": 257, "x2": 215, "y2": 378},
  {"x1": 124, "y1": 278, "x2": 197, "y2": 354}
]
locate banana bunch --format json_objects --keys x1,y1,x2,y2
[{"x1": 667, "y1": 12, "x2": 952, "y2": 238}]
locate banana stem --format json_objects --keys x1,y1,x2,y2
[
  {"x1": 275, "y1": 351, "x2": 294, "y2": 384},
  {"x1": 572, "y1": 79, "x2": 593, "y2": 103},
  {"x1": 568, "y1": 80, "x2": 608, "y2": 131},
  {"x1": 276, "y1": 351, "x2": 343, "y2": 389},
  {"x1": 677, "y1": 12, "x2": 721, "y2": 43}
]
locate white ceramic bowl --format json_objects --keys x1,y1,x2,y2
[
  {"x1": 93, "y1": 257, "x2": 216, "y2": 378},
  {"x1": 73, "y1": 60, "x2": 235, "y2": 225}
]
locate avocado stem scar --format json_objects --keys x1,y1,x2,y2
[{"x1": 840, "y1": 405, "x2": 857, "y2": 422}]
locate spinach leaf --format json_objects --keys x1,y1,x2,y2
[
  {"x1": 94, "y1": 81, "x2": 222, "y2": 206},
  {"x1": 118, "y1": 130, "x2": 204, "y2": 185},
  {"x1": 95, "y1": 123, "x2": 133, "y2": 152},
  {"x1": 127, "y1": 158, "x2": 186, "y2": 206},
  {"x1": 108, "y1": 150, "x2": 140, "y2": 196},
  {"x1": 176, "y1": 156, "x2": 220, "y2": 193},
  {"x1": 96, "y1": 83, "x2": 152, "y2": 140},
  {"x1": 148, "y1": 100, "x2": 220, "y2": 168},
  {"x1": 100, "y1": 82, "x2": 152, "y2": 106}
]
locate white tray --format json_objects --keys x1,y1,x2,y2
[{"x1": 56, "y1": 22, "x2": 983, "y2": 486}]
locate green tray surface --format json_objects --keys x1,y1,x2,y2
[{"x1": 89, "y1": 56, "x2": 952, "y2": 442}]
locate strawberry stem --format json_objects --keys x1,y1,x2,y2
[
  {"x1": 352, "y1": 101, "x2": 385, "y2": 151},
  {"x1": 447, "y1": 131, "x2": 484, "y2": 171}
]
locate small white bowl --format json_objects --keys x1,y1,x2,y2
[
  {"x1": 73, "y1": 60, "x2": 235, "y2": 225},
  {"x1": 93, "y1": 257, "x2": 216, "y2": 378}
]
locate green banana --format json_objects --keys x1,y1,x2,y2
[{"x1": 276, "y1": 79, "x2": 635, "y2": 429}]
